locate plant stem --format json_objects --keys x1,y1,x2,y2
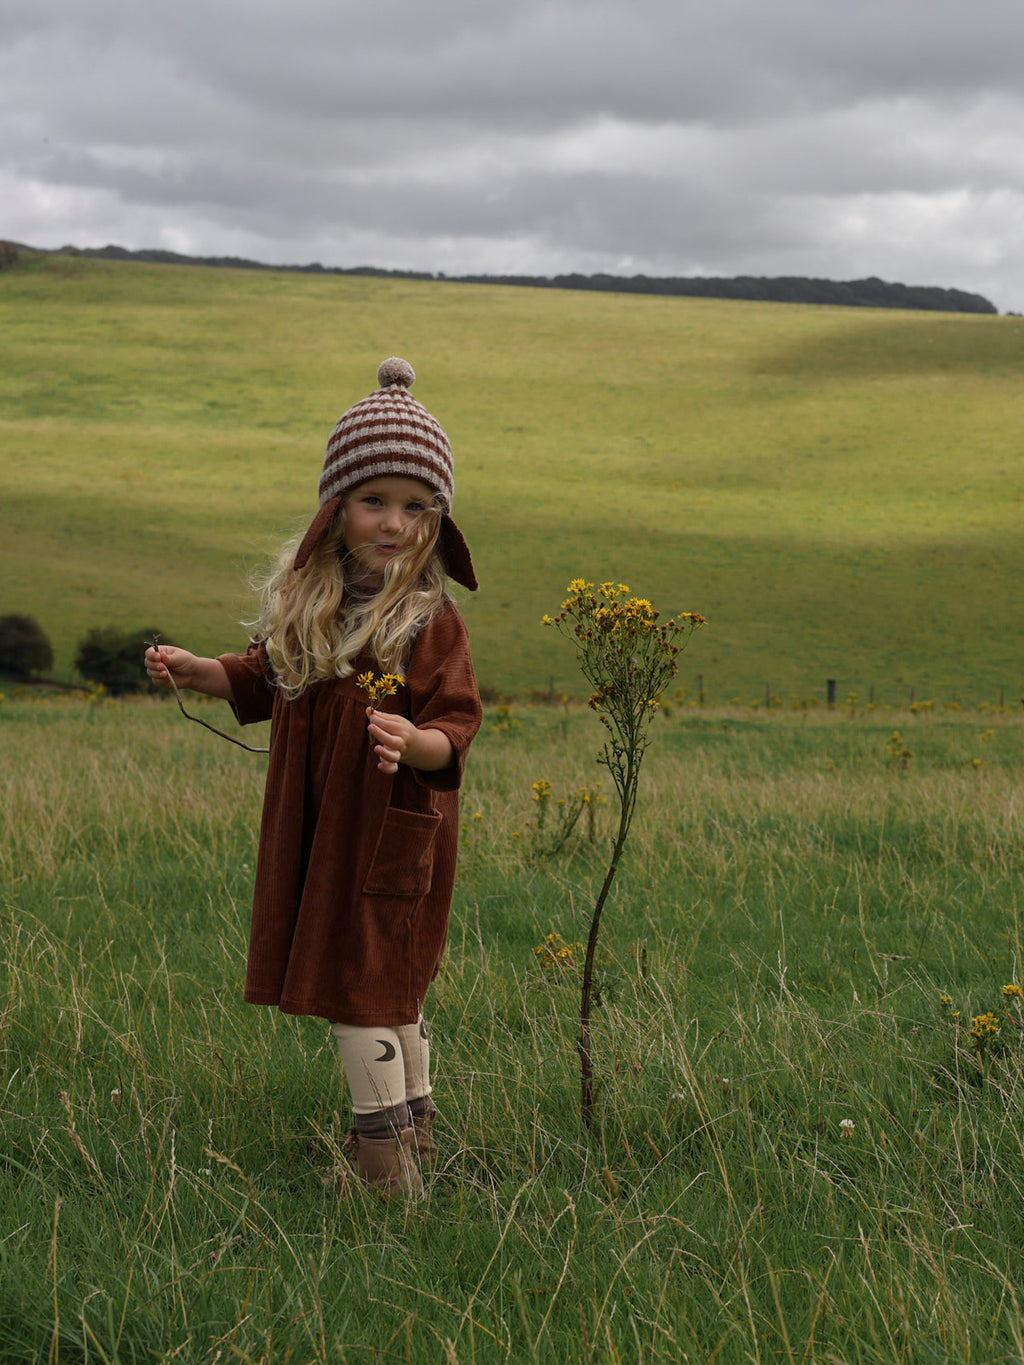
[{"x1": 579, "y1": 757, "x2": 638, "y2": 1129}]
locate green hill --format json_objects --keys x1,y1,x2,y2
[{"x1": 2, "y1": 252, "x2": 1022, "y2": 703}]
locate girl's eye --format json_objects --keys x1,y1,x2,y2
[{"x1": 406, "y1": 502, "x2": 425, "y2": 513}]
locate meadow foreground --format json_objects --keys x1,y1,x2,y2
[{"x1": 1, "y1": 693, "x2": 1022, "y2": 1363}]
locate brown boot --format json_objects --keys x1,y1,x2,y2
[
  {"x1": 348, "y1": 1127, "x2": 423, "y2": 1198},
  {"x1": 410, "y1": 1108, "x2": 439, "y2": 1169}
]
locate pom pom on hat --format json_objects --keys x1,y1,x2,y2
[{"x1": 377, "y1": 357, "x2": 415, "y2": 389}]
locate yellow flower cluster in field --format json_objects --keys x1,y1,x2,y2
[
  {"x1": 543, "y1": 580, "x2": 704, "y2": 732},
  {"x1": 969, "y1": 1011, "x2": 1001, "y2": 1042},
  {"x1": 526, "y1": 776, "x2": 603, "y2": 850},
  {"x1": 885, "y1": 729, "x2": 912, "y2": 769},
  {"x1": 547, "y1": 580, "x2": 704, "y2": 647},
  {"x1": 533, "y1": 932, "x2": 583, "y2": 976},
  {"x1": 939, "y1": 986, "x2": 1022, "y2": 1067}
]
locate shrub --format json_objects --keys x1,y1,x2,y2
[
  {"x1": 74, "y1": 625, "x2": 163, "y2": 696},
  {"x1": 0, "y1": 614, "x2": 54, "y2": 677}
]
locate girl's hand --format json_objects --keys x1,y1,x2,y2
[
  {"x1": 145, "y1": 646, "x2": 233, "y2": 699},
  {"x1": 366, "y1": 709, "x2": 454, "y2": 774},
  {"x1": 146, "y1": 644, "x2": 198, "y2": 691}
]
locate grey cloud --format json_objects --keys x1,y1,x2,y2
[
  {"x1": 13, "y1": 0, "x2": 1024, "y2": 132},
  {"x1": 5, "y1": 0, "x2": 1024, "y2": 309}
]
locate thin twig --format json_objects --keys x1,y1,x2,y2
[{"x1": 148, "y1": 638, "x2": 269, "y2": 754}]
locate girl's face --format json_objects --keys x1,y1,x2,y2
[{"x1": 341, "y1": 475, "x2": 436, "y2": 580}]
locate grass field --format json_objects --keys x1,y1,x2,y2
[
  {"x1": 2, "y1": 253, "x2": 1023, "y2": 703},
  {"x1": 1, "y1": 692, "x2": 1022, "y2": 1363}
]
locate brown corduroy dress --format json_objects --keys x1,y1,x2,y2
[{"x1": 218, "y1": 600, "x2": 482, "y2": 1027}]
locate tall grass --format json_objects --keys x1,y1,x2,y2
[{"x1": 1, "y1": 693, "x2": 1022, "y2": 1362}]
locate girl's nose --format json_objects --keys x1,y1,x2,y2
[{"x1": 380, "y1": 505, "x2": 406, "y2": 533}]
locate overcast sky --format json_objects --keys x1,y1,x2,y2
[{"x1": 5, "y1": 0, "x2": 1024, "y2": 310}]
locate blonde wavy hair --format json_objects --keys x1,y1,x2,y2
[{"x1": 248, "y1": 501, "x2": 448, "y2": 699}]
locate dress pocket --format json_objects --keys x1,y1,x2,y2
[{"x1": 362, "y1": 806, "x2": 442, "y2": 898}]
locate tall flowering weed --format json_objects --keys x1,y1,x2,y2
[{"x1": 544, "y1": 580, "x2": 704, "y2": 1127}]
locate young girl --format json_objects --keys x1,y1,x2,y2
[{"x1": 145, "y1": 358, "x2": 482, "y2": 1197}]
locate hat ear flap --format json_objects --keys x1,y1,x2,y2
[
  {"x1": 294, "y1": 496, "x2": 343, "y2": 570},
  {"x1": 439, "y1": 515, "x2": 478, "y2": 591}
]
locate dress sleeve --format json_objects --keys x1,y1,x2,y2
[
  {"x1": 217, "y1": 641, "x2": 277, "y2": 725},
  {"x1": 406, "y1": 602, "x2": 483, "y2": 792}
]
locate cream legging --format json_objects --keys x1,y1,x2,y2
[{"x1": 330, "y1": 1016, "x2": 431, "y2": 1115}]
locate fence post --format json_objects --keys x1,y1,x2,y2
[
  {"x1": 765, "y1": 682, "x2": 771, "y2": 710},
  {"x1": 826, "y1": 679, "x2": 836, "y2": 709},
  {"x1": 697, "y1": 674, "x2": 705, "y2": 706}
]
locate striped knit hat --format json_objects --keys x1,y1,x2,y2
[{"x1": 293, "y1": 357, "x2": 477, "y2": 590}]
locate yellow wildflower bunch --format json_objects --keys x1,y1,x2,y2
[
  {"x1": 490, "y1": 702, "x2": 520, "y2": 736},
  {"x1": 533, "y1": 932, "x2": 583, "y2": 976},
  {"x1": 544, "y1": 580, "x2": 704, "y2": 727},
  {"x1": 885, "y1": 729, "x2": 912, "y2": 770},
  {"x1": 938, "y1": 989, "x2": 1020, "y2": 1079},
  {"x1": 969, "y1": 1012, "x2": 1001, "y2": 1058},
  {"x1": 527, "y1": 778, "x2": 604, "y2": 854},
  {"x1": 356, "y1": 671, "x2": 405, "y2": 706},
  {"x1": 531, "y1": 777, "x2": 553, "y2": 833}
]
